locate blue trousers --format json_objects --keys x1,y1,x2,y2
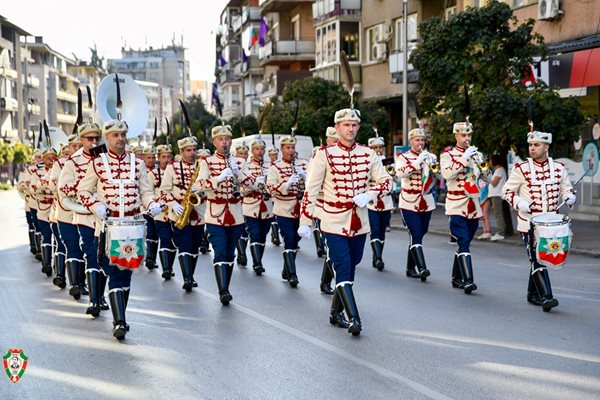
[
  {"x1": 58, "y1": 222, "x2": 84, "y2": 261},
  {"x1": 30, "y1": 209, "x2": 40, "y2": 231},
  {"x1": 368, "y1": 210, "x2": 392, "y2": 241},
  {"x1": 143, "y1": 215, "x2": 158, "y2": 241},
  {"x1": 156, "y1": 220, "x2": 175, "y2": 251},
  {"x1": 206, "y1": 224, "x2": 245, "y2": 264},
  {"x1": 78, "y1": 225, "x2": 98, "y2": 272},
  {"x1": 449, "y1": 215, "x2": 479, "y2": 253},
  {"x1": 322, "y1": 233, "x2": 367, "y2": 284},
  {"x1": 51, "y1": 222, "x2": 66, "y2": 254},
  {"x1": 38, "y1": 219, "x2": 52, "y2": 246},
  {"x1": 401, "y1": 209, "x2": 432, "y2": 246},
  {"x1": 276, "y1": 216, "x2": 301, "y2": 250},
  {"x1": 245, "y1": 216, "x2": 273, "y2": 244},
  {"x1": 172, "y1": 223, "x2": 204, "y2": 256},
  {"x1": 25, "y1": 211, "x2": 34, "y2": 231},
  {"x1": 102, "y1": 256, "x2": 132, "y2": 290}
]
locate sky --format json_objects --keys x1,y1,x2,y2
[{"x1": 2, "y1": 0, "x2": 228, "y2": 81}]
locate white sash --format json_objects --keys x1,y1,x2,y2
[
  {"x1": 100, "y1": 153, "x2": 136, "y2": 218},
  {"x1": 527, "y1": 157, "x2": 556, "y2": 213}
]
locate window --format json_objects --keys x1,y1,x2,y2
[
  {"x1": 365, "y1": 25, "x2": 378, "y2": 62},
  {"x1": 340, "y1": 22, "x2": 360, "y2": 62},
  {"x1": 315, "y1": 22, "x2": 339, "y2": 67},
  {"x1": 291, "y1": 14, "x2": 300, "y2": 41},
  {"x1": 394, "y1": 13, "x2": 418, "y2": 51}
]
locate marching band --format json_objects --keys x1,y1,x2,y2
[{"x1": 15, "y1": 75, "x2": 583, "y2": 342}]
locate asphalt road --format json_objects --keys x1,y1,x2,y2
[{"x1": 1, "y1": 190, "x2": 599, "y2": 400}]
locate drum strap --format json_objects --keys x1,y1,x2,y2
[
  {"x1": 527, "y1": 157, "x2": 556, "y2": 213},
  {"x1": 100, "y1": 153, "x2": 136, "y2": 218}
]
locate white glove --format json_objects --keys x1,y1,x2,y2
[
  {"x1": 254, "y1": 175, "x2": 266, "y2": 186},
  {"x1": 353, "y1": 192, "x2": 373, "y2": 208},
  {"x1": 191, "y1": 184, "x2": 201, "y2": 194},
  {"x1": 229, "y1": 157, "x2": 240, "y2": 175},
  {"x1": 462, "y1": 146, "x2": 478, "y2": 162},
  {"x1": 95, "y1": 204, "x2": 108, "y2": 220},
  {"x1": 517, "y1": 199, "x2": 530, "y2": 213},
  {"x1": 565, "y1": 193, "x2": 576, "y2": 207},
  {"x1": 148, "y1": 202, "x2": 163, "y2": 217},
  {"x1": 285, "y1": 174, "x2": 299, "y2": 189},
  {"x1": 415, "y1": 151, "x2": 429, "y2": 165},
  {"x1": 295, "y1": 167, "x2": 306, "y2": 179},
  {"x1": 217, "y1": 168, "x2": 233, "y2": 183},
  {"x1": 172, "y1": 202, "x2": 184, "y2": 216},
  {"x1": 297, "y1": 225, "x2": 312, "y2": 239}
]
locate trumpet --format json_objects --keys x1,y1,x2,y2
[
  {"x1": 470, "y1": 147, "x2": 490, "y2": 172},
  {"x1": 225, "y1": 151, "x2": 241, "y2": 197},
  {"x1": 425, "y1": 153, "x2": 440, "y2": 174},
  {"x1": 258, "y1": 160, "x2": 271, "y2": 201},
  {"x1": 381, "y1": 157, "x2": 396, "y2": 176}
]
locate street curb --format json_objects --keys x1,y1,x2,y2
[{"x1": 390, "y1": 225, "x2": 600, "y2": 259}]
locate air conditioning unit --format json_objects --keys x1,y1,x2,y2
[
  {"x1": 538, "y1": 0, "x2": 563, "y2": 20},
  {"x1": 373, "y1": 43, "x2": 388, "y2": 61},
  {"x1": 375, "y1": 23, "x2": 393, "y2": 44}
]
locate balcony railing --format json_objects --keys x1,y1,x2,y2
[
  {"x1": 27, "y1": 104, "x2": 41, "y2": 115},
  {"x1": 313, "y1": 0, "x2": 361, "y2": 20},
  {"x1": 242, "y1": 7, "x2": 261, "y2": 24},
  {"x1": 0, "y1": 97, "x2": 19, "y2": 112},
  {"x1": 57, "y1": 113, "x2": 77, "y2": 124},
  {"x1": 312, "y1": 63, "x2": 361, "y2": 85},
  {"x1": 260, "y1": 0, "x2": 311, "y2": 13},
  {"x1": 242, "y1": 55, "x2": 262, "y2": 73},
  {"x1": 0, "y1": 66, "x2": 18, "y2": 79},
  {"x1": 219, "y1": 70, "x2": 240, "y2": 85},
  {"x1": 57, "y1": 90, "x2": 78, "y2": 103},
  {"x1": 231, "y1": 15, "x2": 242, "y2": 33},
  {"x1": 259, "y1": 40, "x2": 316, "y2": 60},
  {"x1": 388, "y1": 46, "x2": 415, "y2": 74}
]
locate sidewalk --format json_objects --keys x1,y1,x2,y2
[{"x1": 390, "y1": 205, "x2": 600, "y2": 258}]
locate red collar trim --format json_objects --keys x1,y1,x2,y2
[{"x1": 337, "y1": 141, "x2": 356, "y2": 151}]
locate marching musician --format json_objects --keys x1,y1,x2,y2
[
  {"x1": 298, "y1": 108, "x2": 391, "y2": 336},
  {"x1": 142, "y1": 146, "x2": 159, "y2": 270},
  {"x1": 366, "y1": 135, "x2": 395, "y2": 272},
  {"x1": 313, "y1": 127, "x2": 338, "y2": 295},
  {"x1": 58, "y1": 123, "x2": 101, "y2": 308},
  {"x1": 132, "y1": 144, "x2": 144, "y2": 160},
  {"x1": 30, "y1": 146, "x2": 58, "y2": 277},
  {"x1": 78, "y1": 119, "x2": 161, "y2": 340},
  {"x1": 48, "y1": 134, "x2": 82, "y2": 289},
  {"x1": 440, "y1": 121, "x2": 490, "y2": 294},
  {"x1": 267, "y1": 136, "x2": 308, "y2": 288},
  {"x1": 197, "y1": 148, "x2": 211, "y2": 255},
  {"x1": 240, "y1": 136, "x2": 273, "y2": 275},
  {"x1": 196, "y1": 125, "x2": 247, "y2": 305},
  {"x1": 234, "y1": 142, "x2": 250, "y2": 267},
  {"x1": 267, "y1": 146, "x2": 282, "y2": 247},
  {"x1": 159, "y1": 137, "x2": 205, "y2": 292},
  {"x1": 395, "y1": 128, "x2": 436, "y2": 281},
  {"x1": 19, "y1": 150, "x2": 43, "y2": 257},
  {"x1": 503, "y1": 130, "x2": 575, "y2": 311},
  {"x1": 151, "y1": 144, "x2": 176, "y2": 280}
]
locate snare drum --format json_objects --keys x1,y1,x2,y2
[
  {"x1": 105, "y1": 217, "x2": 147, "y2": 270},
  {"x1": 530, "y1": 213, "x2": 572, "y2": 269}
]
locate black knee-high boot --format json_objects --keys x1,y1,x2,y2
[
  {"x1": 179, "y1": 254, "x2": 194, "y2": 292},
  {"x1": 370, "y1": 240, "x2": 385, "y2": 271},
  {"x1": 28, "y1": 229, "x2": 37, "y2": 255},
  {"x1": 52, "y1": 252, "x2": 67, "y2": 288},
  {"x1": 191, "y1": 255, "x2": 198, "y2": 287},
  {"x1": 313, "y1": 228, "x2": 325, "y2": 258},
  {"x1": 320, "y1": 258, "x2": 334, "y2": 295},
  {"x1": 85, "y1": 269, "x2": 100, "y2": 317},
  {"x1": 98, "y1": 272, "x2": 109, "y2": 310},
  {"x1": 35, "y1": 232, "x2": 43, "y2": 261},
  {"x1": 409, "y1": 244, "x2": 430, "y2": 281},
  {"x1": 236, "y1": 236, "x2": 248, "y2": 266},
  {"x1": 214, "y1": 263, "x2": 233, "y2": 305},
  {"x1": 41, "y1": 244, "x2": 53, "y2": 277},
  {"x1": 406, "y1": 246, "x2": 419, "y2": 278},
  {"x1": 282, "y1": 250, "x2": 298, "y2": 288},
  {"x1": 250, "y1": 243, "x2": 265, "y2": 275},
  {"x1": 66, "y1": 260, "x2": 82, "y2": 300},
  {"x1": 329, "y1": 287, "x2": 349, "y2": 328},
  {"x1": 108, "y1": 290, "x2": 127, "y2": 340},
  {"x1": 159, "y1": 249, "x2": 174, "y2": 280},
  {"x1": 337, "y1": 284, "x2": 362, "y2": 336},
  {"x1": 79, "y1": 262, "x2": 88, "y2": 295},
  {"x1": 145, "y1": 240, "x2": 158, "y2": 270},
  {"x1": 457, "y1": 253, "x2": 477, "y2": 294},
  {"x1": 199, "y1": 229, "x2": 210, "y2": 254},
  {"x1": 271, "y1": 223, "x2": 281, "y2": 246},
  {"x1": 531, "y1": 267, "x2": 559, "y2": 312},
  {"x1": 451, "y1": 253, "x2": 463, "y2": 288}
]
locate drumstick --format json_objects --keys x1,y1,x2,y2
[{"x1": 551, "y1": 166, "x2": 592, "y2": 211}]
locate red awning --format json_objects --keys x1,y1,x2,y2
[{"x1": 569, "y1": 48, "x2": 600, "y2": 88}]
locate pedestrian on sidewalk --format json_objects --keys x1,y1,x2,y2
[{"x1": 488, "y1": 155, "x2": 514, "y2": 241}]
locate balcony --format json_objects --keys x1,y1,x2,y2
[
  {"x1": 258, "y1": 69, "x2": 312, "y2": 98},
  {"x1": 0, "y1": 66, "x2": 18, "y2": 80},
  {"x1": 242, "y1": 55, "x2": 262, "y2": 74},
  {"x1": 389, "y1": 46, "x2": 419, "y2": 84},
  {"x1": 222, "y1": 101, "x2": 241, "y2": 120},
  {"x1": 312, "y1": 0, "x2": 361, "y2": 21},
  {"x1": 56, "y1": 90, "x2": 78, "y2": 103},
  {"x1": 219, "y1": 70, "x2": 240, "y2": 85},
  {"x1": 57, "y1": 113, "x2": 77, "y2": 124},
  {"x1": 242, "y1": 7, "x2": 261, "y2": 25},
  {"x1": 27, "y1": 75, "x2": 40, "y2": 88},
  {"x1": 27, "y1": 104, "x2": 41, "y2": 115},
  {"x1": 0, "y1": 97, "x2": 19, "y2": 112},
  {"x1": 231, "y1": 15, "x2": 242, "y2": 33},
  {"x1": 259, "y1": 0, "x2": 312, "y2": 13},
  {"x1": 312, "y1": 62, "x2": 361, "y2": 87},
  {"x1": 259, "y1": 40, "x2": 316, "y2": 64}
]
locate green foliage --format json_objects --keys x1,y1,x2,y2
[
  {"x1": 0, "y1": 141, "x2": 15, "y2": 165},
  {"x1": 159, "y1": 95, "x2": 217, "y2": 154},
  {"x1": 260, "y1": 77, "x2": 390, "y2": 146},
  {"x1": 12, "y1": 142, "x2": 32, "y2": 165},
  {"x1": 0, "y1": 182, "x2": 12, "y2": 190},
  {"x1": 410, "y1": 1, "x2": 582, "y2": 157}
]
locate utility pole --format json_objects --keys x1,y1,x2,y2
[{"x1": 402, "y1": 0, "x2": 409, "y2": 147}]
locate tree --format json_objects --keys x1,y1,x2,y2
[
  {"x1": 261, "y1": 77, "x2": 390, "y2": 147},
  {"x1": 12, "y1": 143, "x2": 32, "y2": 165},
  {"x1": 410, "y1": 1, "x2": 582, "y2": 157},
  {"x1": 160, "y1": 95, "x2": 217, "y2": 154},
  {"x1": 0, "y1": 141, "x2": 14, "y2": 165}
]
